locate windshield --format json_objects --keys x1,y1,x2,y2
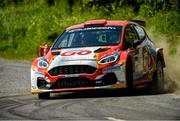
[{"x1": 52, "y1": 26, "x2": 122, "y2": 49}]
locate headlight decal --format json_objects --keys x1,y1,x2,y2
[
  {"x1": 98, "y1": 53, "x2": 120, "y2": 64},
  {"x1": 38, "y1": 58, "x2": 49, "y2": 68}
]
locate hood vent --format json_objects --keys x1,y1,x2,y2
[
  {"x1": 51, "y1": 51, "x2": 60, "y2": 55},
  {"x1": 94, "y1": 48, "x2": 110, "y2": 53}
]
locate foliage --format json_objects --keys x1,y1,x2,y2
[{"x1": 0, "y1": 0, "x2": 179, "y2": 60}]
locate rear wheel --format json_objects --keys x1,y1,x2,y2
[
  {"x1": 156, "y1": 61, "x2": 164, "y2": 83},
  {"x1": 38, "y1": 92, "x2": 50, "y2": 99},
  {"x1": 149, "y1": 60, "x2": 164, "y2": 93}
]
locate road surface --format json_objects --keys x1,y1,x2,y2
[{"x1": 0, "y1": 58, "x2": 180, "y2": 120}]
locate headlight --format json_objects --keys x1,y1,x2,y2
[
  {"x1": 38, "y1": 58, "x2": 49, "y2": 68},
  {"x1": 98, "y1": 53, "x2": 120, "y2": 64}
]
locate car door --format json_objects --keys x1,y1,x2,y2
[
  {"x1": 123, "y1": 24, "x2": 144, "y2": 81},
  {"x1": 133, "y1": 24, "x2": 155, "y2": 82}
]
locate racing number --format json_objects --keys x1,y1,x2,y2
[{"x1": 61, "y1": 50, "x2": 91, "y2": 56}]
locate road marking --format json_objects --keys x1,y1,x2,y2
[{"x1": 105, "y1": 117, "x2": 126, "y2": 121}]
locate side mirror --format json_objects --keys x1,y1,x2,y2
[{"x1": 38, "y1": 44, "x2": 50, "y2": 57}]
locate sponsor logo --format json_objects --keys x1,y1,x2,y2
[
  {"x1": 34, "y1": 71, "x2": 45, "y2": 77},
  {"x1": 64, "y1": 74, "x2": 79, "y2": 78},
  {"x1": 61, "y1": 50, "x2": 91, "y2": 56},
  {"x1": 68, "y1": 26, "x2": 118, "y2": 33},
  {"x1": 103, "y1": 66, "x2": 121, "y2": 73}
]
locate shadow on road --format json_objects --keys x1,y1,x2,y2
[{"x1": 49, "y1": 87, "x2": 168, "y2": 100}]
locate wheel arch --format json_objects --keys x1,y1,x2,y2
[
  {"x1": 120, "y1": 50, "x2": 135, "y2": 88},
  {"x1": 120, "y1": 50, "x2": 135, "y2": 71},
  {"x1": 156, "y1": 48, "x2": 165, "y2": 68}
]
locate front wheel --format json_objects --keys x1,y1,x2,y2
[
  {"x1": 38, "y1": 92, "x2": 50, "y2": 99},
  {"x1": 126, "y1": 59, "x2": 134, "y2": 92}
]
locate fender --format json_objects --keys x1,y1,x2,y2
[
  {"x1": 120, "y1": 49, "x2": 136, "y2": 86},
  {"x1": 31, "y1": 57, "x2": 48, "y2": 73},
  {"x1": 120, "y1": 49, "x2": 136, "y2": 72},
  {"x1": 156, "y1": 48, "x2": 165, "y2": 67},
  {"x1": 32, "y1": 58, "x2": 39, "y2": 67}
]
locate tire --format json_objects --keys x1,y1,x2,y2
[
  {"x1": 38, "y1": 92, "x2": 50, "y2": 99},
  {"x1": 149, "y1": 60, "x2": 164, "y2": 93},
  {"x1": 126, "y1": 58, "x2": 134, "y2": 92},
  {"x1": 156, "y1": 61, "x2": 164, "y2": 83}
]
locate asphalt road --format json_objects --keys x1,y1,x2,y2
[{"x1": 0, "y1": 58, "x2": 180, "y2": 120}]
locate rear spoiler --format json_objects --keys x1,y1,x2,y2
[{"x1": 129, "y1": 20, "x2": 146, "y2": 27}]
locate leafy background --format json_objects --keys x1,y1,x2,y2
[{"x1": 0, "y1": 0, "x2": 179, "y2": 60}]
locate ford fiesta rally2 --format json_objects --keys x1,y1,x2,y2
[{"x1": 31, "y1": 19, "x2": 165, "y2": 99}]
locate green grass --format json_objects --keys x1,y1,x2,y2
[{"x1": 0, "y1": 1, "x2": 179, "y2": 60}]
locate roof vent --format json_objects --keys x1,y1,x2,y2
[{"x1": 84, "y1": 19, "x2": 107, "y2": 27}]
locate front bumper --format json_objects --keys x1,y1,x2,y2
[
  {"x1": 31, "y1": 64, "x2": 126, "y2": 94},
  {"x1": 31, "y1": 83, "x2": 127, "y2": 94}
]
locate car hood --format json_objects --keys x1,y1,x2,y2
[{"x1": 47, "y1": 46, "x2": 118, "y2": 70}]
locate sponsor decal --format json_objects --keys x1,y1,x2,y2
[
  {"x1": 103, "y1": 66, "x2": 121, "y2": 73},
  {"x1": 68, "y1": 26, "x2": 118, "y2": 33},
  {"x1": 64, "y1": 74, "x2": 79, "y2": 78},
  {"x1": 34, "y1": 71, "x2": 45, "y2": 77},
  {"x1": 61, "y1": 50, "x2": 91, "y2": 56},
  {"x1": 46, "y1": 84, "x2": 51, "y2": 88},
  {"x1": 95, "y1": 80, "x2": 102, "y2": 84}
]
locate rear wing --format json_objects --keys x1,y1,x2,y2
[{"x1": 129, "y1": 20, "x2": 146, "y2": 27}]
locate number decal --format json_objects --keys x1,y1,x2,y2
[
  {"x1": 61, "y1": 50, "x2": 91, "y2": 56},
  {"x1": 61, "y1": 51, "x2": 76, "y2": 56}
]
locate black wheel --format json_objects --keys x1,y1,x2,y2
[
  {"x1": 38, "y1": 92, "x2": 50, "y2": 99},
  {"x1": 149, "y1": 60, "x2": 164, "y2": 93},
  {"x1": 126, "y1": 58, "x2": 134, "y2": 92},
  {"x1": 156, "y1": 61, "x2": 164, "y2": 83}
]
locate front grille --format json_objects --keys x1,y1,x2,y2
[{"x1": 48, "y1": 65, "x2": 96, "y2": 76}]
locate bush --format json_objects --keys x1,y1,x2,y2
[{"x1": 0, "y1": 0, "x2": 179, "y2": 60}]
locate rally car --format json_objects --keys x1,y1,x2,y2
[{"x1": 31, "y1": 19, "x2": 165, "y2": 99}]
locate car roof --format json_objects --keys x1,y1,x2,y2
[{"x1": 66, "y1": 20, "x2": 130, "y2": 31}]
